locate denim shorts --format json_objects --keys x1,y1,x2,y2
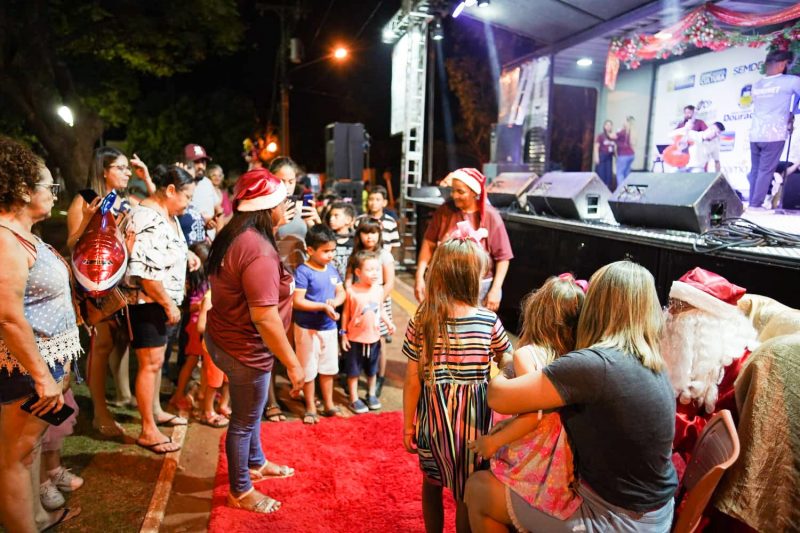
[{"x1": 0, "y1": 360, "x2": 66, "y2": 404}]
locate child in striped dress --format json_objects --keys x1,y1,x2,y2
[{"x1": 403, "y1": 236, "x2": 513, "y2": 532}]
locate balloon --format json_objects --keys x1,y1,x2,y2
[{"x1": 71, "y1": 191, "x2": 128, "y2": 297}]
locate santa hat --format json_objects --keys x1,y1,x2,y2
[
  {"x1": 669, "y1": 267, "x2": 746, "y2": 319},
  {"x1": 449, "y1": 168, "x2": 487, "y2": 217},
  {"x1": 234, "y1": 168, "x2": 287, "y2": 212}
]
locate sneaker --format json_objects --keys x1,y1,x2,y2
[
  {"x1": 349, "y1": 399, "x2": 369, "y2": 414},
  {"x1": 375, "y1": 376, "x2": 386, "y2": 398},
  {"x1": 50, "y1": 467, "x2": 84, "y2": 492},
  {"x1": 40, "y1": 479, "x2": 65, "y2": 511},
  {"x1": 367, "y1": 395, "x2": 382, "y2": 410}
]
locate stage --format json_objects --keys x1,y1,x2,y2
[{"x1": 410, "y1": 197, "x2": 800, "y2": 333}]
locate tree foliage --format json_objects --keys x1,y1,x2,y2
[{"x1": 0, "y1": 0, "x2": 243, "y2": 194}]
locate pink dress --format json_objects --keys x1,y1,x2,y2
[{"x1": 490, "y1": 345, "x2": 581, "y2": 521}]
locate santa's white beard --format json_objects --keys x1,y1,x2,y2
[{"x1": 661, "y1": 309, "x2": 757, "y2": 413}]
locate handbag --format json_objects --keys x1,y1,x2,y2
[{"x1": 81, "y1": 287, "x2": 127, "y2": 327}]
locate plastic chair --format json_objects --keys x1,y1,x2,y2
[{"x1": 672, "y1": 409, "x2": 740, "y2": 533}]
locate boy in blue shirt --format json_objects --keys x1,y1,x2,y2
[{"x1": 292, "y1": 225, "x2": 346, "y2": 423}]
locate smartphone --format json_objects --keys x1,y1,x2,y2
[
  {"x1": 20, "y1": 395, "x2": 75, "y2": 426},
  {"x1": 302, "y1": 193, "x2": 314, "y2": 207}
]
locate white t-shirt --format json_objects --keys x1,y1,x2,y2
[
  {"x1": 191, "y1": 177, "x2": 219, "y2": 238},
  {"x1": 750, "y1": 74, "x2": 800, "y2": 143}
]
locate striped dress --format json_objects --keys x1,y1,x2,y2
[{"x1": 403, "y1": 308, "x2": 512, "y2": 500}]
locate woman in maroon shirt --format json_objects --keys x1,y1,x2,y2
[
  {"x1": 204, "y1": 169, "x2": 304, "y2": 514},
  {"x1": 414, "y1": 168, "x2": 513, "y2": 311}
]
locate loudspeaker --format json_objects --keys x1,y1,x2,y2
[
  {"x1": 526, "y1": 172, "x2": 611, "y2": 220},
  {"x1": 609, "y1": 172, "x2": 743, "y2": 233},
  {"x1": 491, "y1": 124, "x2": 523, "y2": 164},
  {"x1": 333, "y1": 180, "x2": 364, "y2": 214},
  {"x1": 325, "y1": 122, "x2": 367, "y2": 181},
  {"x1": 782, "y1": 171, "x2": 800, "y2": 209},
  {"x1": 486, "y1": 172, "x2": 538, "y2": 208}
]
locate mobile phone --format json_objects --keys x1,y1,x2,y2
[
  {"x1": 302, "y1": 193, "x2": 314, "y2": 207},
  {"x1": 20, "y1": 394, "x2": 75, "y2": 426}
]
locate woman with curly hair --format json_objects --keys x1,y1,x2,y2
[
  {"x1": 0, "y1": 136, "x2": 82, "y2": 531},
  {"x1": 66, "y1": 146, "x2": 155, "y2": 437}
]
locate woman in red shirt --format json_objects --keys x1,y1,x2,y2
[
  {"x1": 204, "y1": 169, "x2": 304, "y2": 514},
  {"x1": 414, "y1": 168, "x2": 513, "y2": 312},
  {"x1": 593, "y1": 120, "x2": 617, "y2": 190}
]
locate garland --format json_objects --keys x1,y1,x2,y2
[{"x1": 605, "y1": 3, "x2": 800, "y2": 89}]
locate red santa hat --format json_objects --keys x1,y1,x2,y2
[
  {"x1": 234, "y1": 168, "x2": 287, "y2": 212},
  {"x1": 448, "y1": 168, "x2": 487, "y2": 217},
  {"x1": 669, "y1": 267, "x2": 746, "y2": 318}
]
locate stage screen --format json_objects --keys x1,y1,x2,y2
[
  {"x1": 390, "y1": 32, "x2": 409, "y2": 136},
  {"x1": 650, "y1": 45, "x2": 770, "y2": 193}
]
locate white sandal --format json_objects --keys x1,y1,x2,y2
[
  {"x1": 249, "y1": 460, "x2": 295, "y2": 480},
  {"x1": 227, "y1": 487, "x2": 281, "y2": 514}
]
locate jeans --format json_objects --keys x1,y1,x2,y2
[
  {"x1": 748, "y1": 141, "x2": 785, "y2": 207},
  {"x1": 205, "y1": 333, "x2": 270, "y2": 494},
  {"x1": 596, "y1": 157, "x2": 614, "y2": 190},
  {"x1": 616, "y1": 154, "x2": 635, "y2": 183}
]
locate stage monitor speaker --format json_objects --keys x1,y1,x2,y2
[
  {"x1": 782, "y1": 171, "x2": 800, "y2": 210},
  {"x1": 490, "y1": 124, "x2": 523, "y2": 164},
  {"x1": 486, "y1": 172, "x2": 538, "y2": 208},
  {"x1": 608, "y1": 172, "x2": 743, "y2": 233},
  {"x1": 526, "y1": 172, "x2": 611, "y2": 220},
  {"x1": 325, "y1": 122, "x2": 366, "y2": 181}
]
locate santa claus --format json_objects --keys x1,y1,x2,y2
[{"x1": 660, "y1": 267, "x2": 758, "y2": 460}]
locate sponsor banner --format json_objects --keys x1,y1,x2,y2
[{"x1": 650, "y1": 45, "x2": 768, "y2": 193}]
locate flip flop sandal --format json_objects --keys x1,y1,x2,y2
[
  {"x1": 199, "y1": 413, "x2": 229, "y2": 428},
  {"x1": 42, "y1": 506, "x2": 82, "y2": 532},
  {"x1": 265, "y1": 404, "x2": 287, "y2": 422},
  {"x1": 249, "y1": 460, "x2": 295, "y2": 480},
  {"x1": 156, "y1": 414, "x2": 188, "y2": 427},
  {"x1": 321, "y1": 406, "x2": 344, "y2": 417},
  {"x1": 136, "y1": 436, "x2": 181, "y2": 454},
  {"x1": 302, "y1": 412, "x2": 319, "y2": 425},
  {"x1": 227, "y1": 487, "x2": 281, "y2": 514}
]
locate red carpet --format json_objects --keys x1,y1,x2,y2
[{"x1": 208, "y1": 411, "x2": 457, "y2": 532}]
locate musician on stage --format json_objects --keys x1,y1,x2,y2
[{"x1": 676, "y1": 105, "x2": 707, "y2": 132}]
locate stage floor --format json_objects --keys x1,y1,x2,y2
[{"x1": 741, "y1": 208, "x2": 800, "y2": 234}]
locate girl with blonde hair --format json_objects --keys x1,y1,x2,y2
[
  {"x1": 403, "y1": 230, "x2": 513, "y2": 533},
  {"x1": 466, "y1": 261, "x2": 677, "y2": 533}
]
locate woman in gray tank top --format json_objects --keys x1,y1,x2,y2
[{"x1": 0, "y1": 136, "x2": 82, "y2": 532}]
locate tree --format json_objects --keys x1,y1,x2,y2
[{"x1": 0, "y1": 0, "x2": 242, "y2": 194}]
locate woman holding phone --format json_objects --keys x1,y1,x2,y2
[{"x1": 0, "y1": 136, "x2": 82, "y2": 531}]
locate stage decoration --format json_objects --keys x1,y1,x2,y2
[
  {"x1": 242, "y1": 132, "x2": 279, "y2": 166},
  {"x1": 605, "y1": 2, "x2": 800, "y2": 89},
  {"x1": 71, "y1": 191, "x2": 128, "y2": 297}
]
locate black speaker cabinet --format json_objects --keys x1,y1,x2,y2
[
  {"x1": 526, "y1": 172, "x2": 611, "y2": 220},
  {"x1": 782, "y1": 171, "x2": 800, "y2": 210},
  {"x1": 491, "y1": 124, "x2": 523, "y2": 164},
  {"x1": 609, "y1": 172, "x2": 743, "y2": 233},
  {"x1": 325, "y1": 122, "x2": 366, "y2": 181},
  {"x1": 486, "y1": 172, "x2": 538, "y2": 208}
]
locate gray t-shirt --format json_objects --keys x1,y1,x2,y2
[
  {"x1": 750, "y1": 74, "x2": 800, "y2": 143},
  {"x1": 543, "y1": 347, "x2": 678, "y2": 512}
]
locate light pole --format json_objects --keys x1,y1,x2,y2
[{"x1": 280, "y1": 47, "x2": 348, "y2": 157}]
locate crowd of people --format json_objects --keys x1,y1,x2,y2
[{"x1": 0, "y1": 130, "x2": 792, "y2": 532}]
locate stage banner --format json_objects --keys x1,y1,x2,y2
[
  {"x1": 390, "y1": 32, "x2": 409, "y2": 136},
  {"x1": 650, "y1": 44, "x2": 771, "y2": 193}
]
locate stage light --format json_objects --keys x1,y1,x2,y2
[
  {"x1": 333, "y1": 47, "x2": 348, "y2": 60},
  {"x1": 655, "y1": 31, "x2": 673, "y2": 40},
  {"x1": 431, "y1": 17, "x2": 444, "y2": 41},
  {"x1": 576, "y1": 57, "x2": 593, "y2": 67},
  {"x1": 57, "y1": 105, "x2": 74, "y2": 127},
  {"x1": 382, "y1": 28, "x2": 396, "y2": 44},
  {"x1": 266, "y1": 141, "x2": 278, "y2": 153},
  {"x1": 465, "y1": 0, "x2": 477, "y2": 5},
  {"x1": 453, "y1": 2, "x2": 465, "y2": 18},
  {"x1": 477, "y1": 0, "x2": 490, "y2": 7}
]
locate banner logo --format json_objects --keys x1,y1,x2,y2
[
  {"x1": 668, "y1": 74, "x2": 696, "y2": 91},
  {"x1": 738, "y1": 84, "x2": 753, "y2": 108},
  {"x1": 720, "y1": 131, "x2": 735, "y2": 152},
  {"x1": 700, "y1": 68, "x2": 727, "y2": 85},
  {"x1": 723, "y1": 110, "x2": 753, "y2": 121},
  {"x1": 732, "y1": 61, "x2": 763, "y2": 75}
]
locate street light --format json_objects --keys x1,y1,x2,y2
[
  {"x1": 280, "y1": 46, "x2": 350, "y2": 156},
  {"x1": 57, "y1": 105, "x2": 74, "y2": 127}
]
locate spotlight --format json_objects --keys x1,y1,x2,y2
[
  {"x1": 477, "y1": 0, "x2": 490, "y2": 7},
  {"x1": 452, "y1": 1, "x2": 465, "y2": 18},
  {"x1": 465, "y1": 0, "x2": 477, "y2": 5},
  {"x1": 576, "y1": 57, "x2": 593, "y2": 67},
  {"x1": 266, "y1": 141, "x2": 278, "y2": 153},
  {"x1": 333, "y1": 47, "x2": 348, "y2": 60},
  {"x1": 382, "y1": 27, "x2": 396, "y2": 44},
  {"x1": 655, "y1": 31, "x2": 672, "y2": 40},
  {"x1": 431, "y1": 17, "x2": 444, "y2": 41}
]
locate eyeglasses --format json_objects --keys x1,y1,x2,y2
[
  {"x1": 108, "y1": 164, "x2": 131, "y2": 172},
  {"x1": 36, "y1": 183, "x2": 61, "y2": 195}
]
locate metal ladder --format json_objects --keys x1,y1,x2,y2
[{"x1": 399, "y1": 21, "x2": 428, "y2": 268}]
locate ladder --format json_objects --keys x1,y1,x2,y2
[{"x1": 399, "y1": 21, "x2": 428, "y2": 268}]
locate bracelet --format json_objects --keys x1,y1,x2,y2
[{"x1": 339, "y1": 329, "x2": 348, "y2": 336}]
